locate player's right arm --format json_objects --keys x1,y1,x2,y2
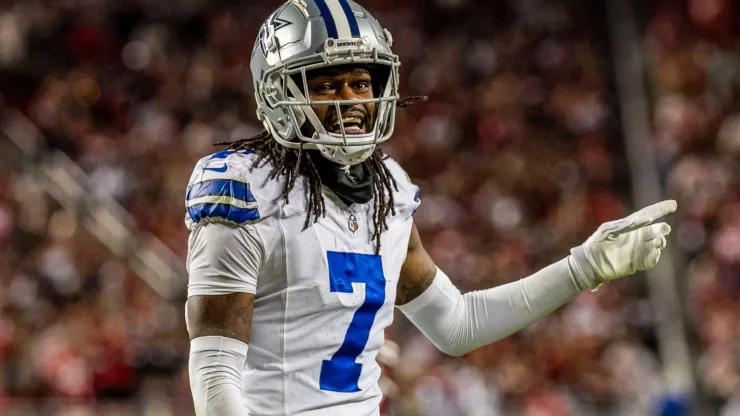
[
  {"x1": 187, "y1": 293, "x2": 255, "y2": 344},
  {"x1": 187, "y1": 292, "x2": 254, "y2": 416},
  {"x1": 185, "y1": 151, "x2": 264, "y2": 415},
  {"x1": 186, "y1": 224, "x2": 263, "y2": 416}
]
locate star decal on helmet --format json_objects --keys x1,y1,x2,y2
[{"x1": 272, "y1": 17, "x2": 292, "y2": 31}]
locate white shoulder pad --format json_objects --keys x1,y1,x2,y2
[
  {"x1": 383, "y1": 156, "x2": 421, "y2": 219},
  {"x1": 185, "y1": 149, "x2": 261, "y2": 229}
]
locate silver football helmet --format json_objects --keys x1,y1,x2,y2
[{"x1": 250, "y1": 0, "x2": 400, "y2": 165}]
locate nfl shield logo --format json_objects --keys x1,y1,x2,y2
[{"x1": 348, "y1": 213, "x2": 359, "y2": 233}]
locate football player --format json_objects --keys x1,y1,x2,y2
[{"x1": 185, "y1": 1, "x2": 676, "y2": 415}]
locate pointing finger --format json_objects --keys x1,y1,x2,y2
[{"x1": 630, "y1": 200, "x2": 678, "y2": 223}]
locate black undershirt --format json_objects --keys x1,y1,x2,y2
[{"x1": 311, "y1": 152, "x2": 373, "y2": 206}]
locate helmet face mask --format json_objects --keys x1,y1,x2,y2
[{"x1": 251, "y1": 0, "x2": 400, "y2": 165}]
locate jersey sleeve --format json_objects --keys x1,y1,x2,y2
[
  {"x1": 187, "y1": 222, "x2": 263, "y2": 296},
  {"x1": 185, "y1": 149, "x2": 260, "y2": 229},
  {"x1": 383, "y1": 157, "x2": 421, "y2": 220},
  {"x1": 185, "y1": 149, "x2": 263, "y2": 297}
]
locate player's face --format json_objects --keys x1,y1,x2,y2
[{"x1": 303, "y1": 66, "x2": 376, "y2": 137}]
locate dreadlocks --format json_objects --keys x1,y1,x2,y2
[{"x1": 215, "y1": 95, "x2": 426, "y2": 254}]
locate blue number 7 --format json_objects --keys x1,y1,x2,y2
[{"x1": 320, "y1": 251, "x2": 386, "y2": 393}]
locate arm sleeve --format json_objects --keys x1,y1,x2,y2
[
  {"x1": 187, "y1": 223, "x2": 263, "y2": 297},
  {"x1": 397, "y1": 257, "x2": 588, "y2": 356},
  {"x1": 189, "y1": 336, "x2": 249, "y2": 416}
]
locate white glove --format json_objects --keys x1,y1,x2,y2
[{"x1": 569, "y1": 200, "x2": 677, "y2": 290}]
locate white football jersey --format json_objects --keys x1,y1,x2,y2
[{"x1": 185, "y1": 149, "x2": 420, "y2": 416}]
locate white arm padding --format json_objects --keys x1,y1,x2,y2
[
  {"x1": 397, "y1": 257, "x2": 587, "y2": 356},
  {"x1": 189, "y1": 336, "x2": 249, "y2": 416}
]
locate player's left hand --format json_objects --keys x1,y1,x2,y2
[{"x1": 571, "y1": 200, "x2": 677, "y2": 290}]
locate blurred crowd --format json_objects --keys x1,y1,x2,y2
[
  {"x1": 0, "y1": 0, "x2": 730, "y2": 414},
  {"x1": 646, "y1": 0, "x2": 740, "y2": 415}
]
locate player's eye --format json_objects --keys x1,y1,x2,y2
[
  {"x1": 352, "y1": 81, "x2": 371, "y2": 92},
  {"x1": 312, "y1": 83, "x2": 335, "y2": 94}
]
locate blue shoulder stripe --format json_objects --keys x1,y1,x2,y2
[
  {"x1": 187, "y1": 179, "x2": 255, "y2": 202},
  {"x1": 188, "y1": 203, "x2": 260, "y2": 224}
]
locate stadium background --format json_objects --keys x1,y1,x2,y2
[{"x1": 0, "y1": 0, "x2": 737, "y2": 414}]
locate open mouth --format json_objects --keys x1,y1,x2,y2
[{"x1": 328, "y1": 116, "x2": 367, "y2": 135}]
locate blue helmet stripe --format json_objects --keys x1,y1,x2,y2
[
  {"x1": 337, "y1": 0, "x2": 360, "y2": 37},
  {"x1": 314, "y1": 0, "x2": 339, "y2": 39}
]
